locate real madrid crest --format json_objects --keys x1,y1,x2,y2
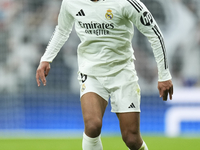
[
  {"x1": 81, "y1": 83, "x2": 86, "y2": 92},
  {"x1": 105, "y1": 9, "x2": 113, "y2": 20}
]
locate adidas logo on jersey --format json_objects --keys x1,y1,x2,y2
[
  {"x1": 76, "y1": 9, "x2": 85, "y2": 16},
  {"x1": 128, "y1": 103, "x2": 136, "y2": 108}
]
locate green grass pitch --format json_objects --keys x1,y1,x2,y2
[{"x1": 0, "y1": 136, "x2": 200, "y2": 150}]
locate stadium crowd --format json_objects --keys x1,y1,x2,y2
[{"x1": 0, "y1": 0, "x2": 199, "y2": 94}]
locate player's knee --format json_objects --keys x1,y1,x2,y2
[
  {"x1": 122, "y1": 136, "x2": 137, "y2": 150},
  {"x1": 122, "y1": 131, "x2": 142, "y2": 150},
  {"x1": 84, "y1": 118, "x2": 102, "y2": 137}
]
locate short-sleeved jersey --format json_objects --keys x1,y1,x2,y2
[{"x1": 41, "y1": 0, "x2": 172, "y2": 81}]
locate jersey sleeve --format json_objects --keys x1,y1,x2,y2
[
  {"x1": 122, "y1": 0, "x2": 172, "y2": 82},
  {"x1": 40, "y1": 0, "x2": 75, "y2": 63}
]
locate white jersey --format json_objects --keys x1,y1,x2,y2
[{"x1": 41, "y1": 0, "x2": 172, "y2": 81}]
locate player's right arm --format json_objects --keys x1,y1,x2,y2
[
  {"x1": 36, "y1": 0, "x2": 74, "y2": 86},
  {"x1": 36, "y1": 61, "x2": 50, "y2": 86}
]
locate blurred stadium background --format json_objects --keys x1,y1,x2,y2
[{"x1": 0, "y1": 0, "x2": 200, "y2": 149}]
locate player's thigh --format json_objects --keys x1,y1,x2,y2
[
  {"x1": 81, "y1": 92, "x2": 108, "y2": 123},
  {"x1": 117, "y1": 112, "x2": 143, "y2": 149},
  {"x1": 117, "y1": 112, "x2": 141, "y2": 135},
  {"x1": 78, "y1": 72, "x2": 109, "y2": 121}
]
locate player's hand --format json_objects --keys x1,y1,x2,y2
[
  {"x1": 36, "y1": 61, "x2": 50, "y2": 87},
  {"x1": 158, "y1": 80, "x2": 173, "y2": 101}
]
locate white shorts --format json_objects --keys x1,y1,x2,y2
[{"x1": 78, "y1": 63, "x2": 141, "y2": 113}]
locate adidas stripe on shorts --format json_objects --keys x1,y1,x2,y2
[{"x1": 78, "y1": 62, "x2": 141, "y2": 113}]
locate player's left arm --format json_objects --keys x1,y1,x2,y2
[
  {"x1": 122, "y1": 0, "x2": 173, "y2": 100},
  {"x1": 158, "y1": 80, "x2": 173, "y2": 101}
]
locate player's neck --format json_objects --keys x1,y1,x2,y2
[{"x1": 91, "y1": 0, "x2": 99, "y2": 2}]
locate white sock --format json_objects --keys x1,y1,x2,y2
[
  {"x1": 128, "y1": 141, "x2": 148, "y2": 150},
  {"x1": 82, "y1": 132, "x2": 103, "y2": 150},
  {"x1": 138, "y1": 141, "x2": 148, "y2": 150}
]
